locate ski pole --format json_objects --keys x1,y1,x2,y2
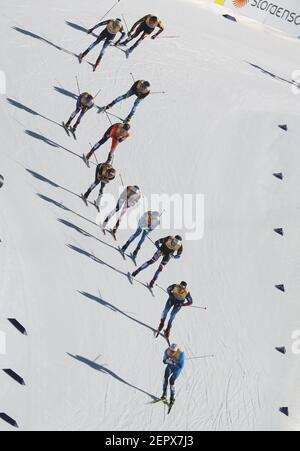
[
  {"x1": 130, "y1": 72, "x2": 135, "y2": 83},
  {"x1": 159, "y1": 209, "x2": 166, "y2": 218},
  {"x1": 122, "y1": 14, "x2": 129, "y2": 34},
  {"x1": 94, "y1": 88, "x2": 102, "y2": 99},
  {"x1": 75, "y1": 76, "x2": 81, "y2": 95},
  {"x1": 105, "y1": 111, "x2": 113, "y2": 126},
  {"x1": 157, "y1": 35, "x2": 180, "y2": 39},
  {"x1": 107, "y1": 111, "x2": 125, "y2": 122},
  {"x1": 89, "y1": 142, "x2": 98, "y2": 164},
  {"x1": 191, "y1": 306, "x2": 207, "y2": 310},
  {"x1": 119, "y1": 173, "x2": 125, "y2": 188},
  {"x1": 146, "y1": 235, "x2": 157, "y2": 248},
  {"x1": 99, "y1": 0, "x2": 121, "y2": 23},
  {"x1": 150, "y1": 91, "x2": 166, "y2": 95},
  {"x1": 186, "y1": 355, "x2": 215, "y2": 360}
]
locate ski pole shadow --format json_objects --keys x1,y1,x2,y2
[
  {"x1": 79, "y1": 290, "x2": 157, "y2": 334},
  {"x1": 245, "y1": 61, "x2": 300, "y2": 88},
  {"x1": 13, "y1": 26, "x2": 77, "y2": 58},
  {"x1": 25, "y1": 130, "x2": 90, "y2": 163},
  {"x1": 68, "y1": 244, "x2": 152, "y2": 293},
  {"x1": 65, "y1": 21, "x2": 98, "y2": 38},
  {"x1": 54, "y1": 86, "x2": 78, "y2": 101},
  {"x1": 26, "y1": 168, "x2": 82, "y2": 201},
  {"x1": 37, "y1": 194, "x2": 98, "y2": 228},
  {"x1": 67, "y1": 353, "x2": 157, "y2": 401},
  {"x1": 7, "y1": 98, "x2": 62, "y2": 127},
  {"x1": 67, "y1": 244, "x2": 127, "y2": 279},
  {"x1": 58, "y1": 218, "x2": 119, "y2": 253}
]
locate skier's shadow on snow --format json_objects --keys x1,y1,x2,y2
[
  {"x1": 7, "y1": 98, "x2": 61, "y2": 127},
  {"x1": 27, "y1": 169, "x2": 82, "y2": 202},
  {"x1": 65, "y1": 21, "x2": 98, "y2": 39},
  {"x1": 246, "y1": 62, "x2": 300, "y2": 89},
  {"x1": 25, "y1": 130, "x2": 90, "y2": 163},
  {"x1": 38, "y1": 194, "x2": 98, "y2": 229},
  {"x1": 68, "y1": 244, "x2": 127, "y2": 279},
  {"x1": 79, "y1": 291, "x2": 157, "y2": 334},
  {"x1": 58, "y1": 218, "x2": 119, "y2": 253},
  {"x1": 68, "y1": 244, "x2": 150, "y2": 291},
  {"x1": 13, "y1": 27, "x2": 77, "y2": 58},
  {"x1": 54, "y1": 86, "x2": 78, "y2": 101},
  {"x1": 67, "y1": 353, "x2": 157, "y2": 401}
]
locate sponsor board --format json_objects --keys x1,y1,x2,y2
[{"x1": 216, "y1": 0, "x2": 300, "y2": 38}]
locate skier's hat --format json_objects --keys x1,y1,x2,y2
[
  {"x1": 169, "y1": 343, "x2": 178, "y2": 353},
  {"x1": 179, "y1": 281, "x2": 187, "y2": 288}
]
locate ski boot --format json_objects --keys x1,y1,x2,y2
[
  {"x1": 161, "y1": 392, "x2": 167, "y2": 403},
  {"x1": 164, "y1": 326, "x2": 171, "y2": 340},
  {"x1": 170, "y1": 395, "x2": 175, "y2": 406},
  {"x1": 132, "y1": 269, "x2": 140, "y2": 278},
  {"x1": 155, "y1": 320, "x2": 165, "y2": 338},
  {"x1": 149, "y1": 279, "x2": 156, "y2": 290},
  {"x1": 93, "y1": 57, "x2": 102, "y2": 72}
]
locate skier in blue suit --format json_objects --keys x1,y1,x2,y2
[
  {"x1": 161, "y1": 344, "x2": 185, "y2": 406},
  {"x1": 121, "y1": 211, "x2": 160, "y2": 259}
]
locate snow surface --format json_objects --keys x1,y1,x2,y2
[{"x1": 1, "y1": 0, "x2": 300, "y2": 431}]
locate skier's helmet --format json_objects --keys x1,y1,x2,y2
[
  {"x1": 142, "y1": 81, "x2": 150, "y2": 91},
  {"x1": 149, "y1": 16, "x2": 158, "y2": 24},
  {"x1": 0, "y1": 174, "x2": 4, "y2": 189},
  {"x1": 122, "y1": 123, "x2": 131, "y2": 131},
  {"x1": 172, "y1": 235, "x2": 182, "y2": 247},
  {"x1": 169, "y1": 343, "x2": 178, "y2": 353},
  {"x1": 133, "y1": 185, "x2": 140, "y2": 193},
  {"x1": 151, "y1": 211, "x2": 160, "y2": 221},
  {"x1": 107, "y1": 167, "x2": 116, "y2": 180},
  {"x1": 179, "y1": 281, "x2": 187, "y2": 289},
  {"x1": 82, "y1": 93, "x2": 94, "y2": 108}
]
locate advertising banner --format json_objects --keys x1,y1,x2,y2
[{"x1": 216, "y1": 0, "x2": 300, "y2": 38}]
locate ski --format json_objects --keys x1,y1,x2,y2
[
  {"x1": 118, "y1": 246, "x2": 126, "y2": 260},
  {"x1": 69, "y1": 126, "x2": 77, "y2": 140},
  {"x1": 127, "y1": 272, "x2": 134, "y2": 285},
  {"x1": 93, "y1": 201, "x2": 100, "y2": 212},
  {"x1": 80, "y1": 194, "x2": 88, "y2": 206},
  {"x1": 82, "y1": 154, "x2": 90, "y2": 168},
  {"x1": 107, "y1": 229, "x2": 117, "y2": 241},
  {"x1": 62, "y1": 122, "x2": 70, "y2": 136},
  {"x1": 130, "y1": 253, "x2": 137, "y2": 267},
  {"x1": 168, "y1": 402, "x2": 175, "y2": 415},
  {"x1": 147, "y1": 283, "x2": 155, "y2": 298}
]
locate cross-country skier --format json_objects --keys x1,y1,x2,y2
[
  {"x1": 157, "y1": 282, "x2": 193, "y2": 340},
  {"x1": 99, "y1": 80, "x2": 151, "y2": 123},
  {"x1": 82, "y1": 162, "x2": 116, "y2": 210},
  {"x1": 102, "y1": 186, "x2": 142, "y2": 237},
  {"x1": 83, "y1": 123, "x2": 131, "y2": 167},
  {"x1": 161, "y1": 343, "x2": 185, "y2": 408},
  {"x1": 64, "y1": 92, "x2": 94, "y2": 133},
  {"x1": 121, "y1": 211, "x2": 161, "y2": 259},
  {"x1": 119, "y1": 15, "x2": 164, "y2": 58},
  {"x1": 78, "y1": 18, "x2": 126, "y2": 71},
  {"x1": 132, "y1": 235, "x2": 183, "y2": 288}
]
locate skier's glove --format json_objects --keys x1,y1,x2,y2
[
  {"x1": 173, "y1": 255, "x2": 181, "y2": 260},
  {"x1": 151, "y1": 35, "x2": 157, "y2": 40},
  {"x1": 87, "y1": 29, "x2": 93, "y2": 34},
  {"x1": 166, "y1": 358, "x2": 174, "y2": 365}
]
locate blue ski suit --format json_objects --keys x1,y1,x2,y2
[{"x1": 163, "y1": 348, "x2": 185, "y2": 399}]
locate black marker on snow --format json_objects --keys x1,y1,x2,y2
[
  {"x1": 278, "y1": 124, "x2": 288, "y2": 131},
  {"x1": 273, "y1": 172, "x2": 284, "y2": 180},
  {"x1": 274, "y1": 228, "x2": 284, "y2": 236},
  {"x1": 275, "y1": 347, "x2": 286, "y2": 355},
  {"x1": 275, "y1": 284, "x2": 285, "y2": 293},
  {"x1": 8, "y1": 318, "x2": 27, "y2": 335},
  {"x1": 0, "y1": 413, "x2": 19, "y2": 428},
  {"x1": 3, "y1": 369, "x2": 26, "y2": 386}
]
